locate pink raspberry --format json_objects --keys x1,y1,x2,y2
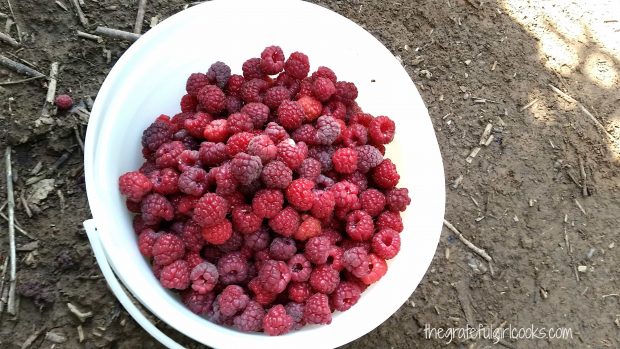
[
  {"x1": 372, "y1": 159, "x2": 400, "y2": 189},
  {"x1": 142, "y1": 121, "x2": 173, "y2": 152},
  {"x1": 368, "y1": 115, "x2": 396, "y2": 145},
  {"x1": 263, "y1": 304, "x2": 293, "y2": 336},
  {"x1": 260, "y1": 46, "x2": 285, "y2": 75},
  {"x1": 226, "y1": 74, "x2": 245, "y2": 96},
  {"x1": 312, "y1": 77, "x2": 336, "y2": 101},
  {"x1": 319, "y1": 227, "x2": 342, "y2": 245},
  {"x1": 184, "y1": 112, "x2": 213, "y2": 138},
  {"x1": 159, "y1": 260, "x2": 190, "y2": 289},
  {"x1": 232, "y1": 204, "x2": 262, "y2": 234},
  {"x1": 138, "y1": 229, "x2": 160, "y2": 257},
  {"x1": 342, "y1": 124, "x2": 368, "y2": 147},
  {"x1": 197, "y1": 85, "x2": 226, "y2": 114},
  {"x1": 311, "y1": 66, "x2": 337, "y2": 83},
  {"x1": 309, "y1": 264, "x2": 340, "y2": 294},
  {"x1": 219, "y1": 285, "x2": 250, "y2": 317},
  {"x1": 304, "y1": 236, "x2": 331, "y2": 264},
  {"x1": 240, "y1": 78, "x2": 268, "y2": 103},
  {"x1": 182, "y1": 289, "x2": 215, "y2": 315},
  {"x1": 372, "y1": 228, "x2": 401, "y2": 260},
  {"x1": 185, "y1": 252, "x2": 204, "y2": 270},
  {"x1": 252, "y1": 189, "x2": 284, "y2": 219},
  {"x1": 386, "y1": 188, "x2": 411, "y2": 212},
  {"x1": 217, "y1": 252, "x2": 249, "y2": 285},
  {"x1": 330, "y1": 181, "x2": 359, "y2": 209},
  {"x1": 297, "y1": 158, "x2": 322, "y2": 181},
  {"x1": 269, "y1": 237, "x2": 297, "y2": 261},
  {"x1": 190, "y1": 262, "x2": 219, "y2": 294},
  {"x1": 264, "y1": 86, "x2": 291, "y2": 109},
  {"x1": 268, "y1": 207, "x2": 300, "y2": 237},
  {"x1": 141, "y1": 193, "x2": 174, "y2": 225},
  {"x1": 284, "y1": 52, "x2": 310, "y2": 79},
  {"x1": 227, "y1": 112, "x2": 254, "y2": 133},
  {"x1": 193, "y1": 193, "x2": 229, "y2": 227},
  {"x1": 295, "y1": 77, "x2": 313, "y2": 98},
  {"x1": 208, "y1": 295, "x2": 235, "y2": 325},
  {"x1": 55, "y1": 94, "x2": 73, "y2": 110},
  {"x1": 231, "y1": 152, "x2": 263, "y2": 185},
  {"x1": 241, "y1": 102, "x2": 270, "y2": 128},
  {"x1": 325, "y1": 246, "x2": 344, "y2": 271},
  {"x1": 242, "y1": 57, "x2": 264, "y2": 79},
  {"x1": 178, "y1": 167, "x2": 209, "y2": 196},
  {"x1": 297, "y1": 96, "x2": 323, "y2": 121},
  {"x1": 243, "y1": 227, "x2": 270, "y2": 251},
  {"x1": 359, "y1": 189, "x2": 386, "y2": 217},
  {"x1": 344, "y1": 171, "x2": 369, "y2": 192},
  {"x1": 258, "y1": 260, "x2": 291, "y2": 293},
  {"x1": 322, "y1": 99, "x2": 346, "y2": 120},
  {"x1": 225, "y1": 132, "x2": 254, "y2": 157},
  {"x1": 288, "y1": 281, "x2": 312, "y2": 303},
  {"x1": 294, "y1": 216, "x2": 322, "y2": 241},
  {"x1": 310, "y1": 190, "x2": 336, "y2": 220},
  {"x1": 186, "y1": 72, "x2": 209, "y2": 96},
  {"x1": 335, "y1": 81, "x2": 358, "y2": 102},
  {"x1": 155, "y1": 141, "x2": 186, "y2": 169},
  {"x1": 315, "y1": 115, "x2": 341, "y2": 145},
  {"x1": 213, "y1": 163, "x2": 239, "y2": 195},
  {"x1": 303, "y1": 293, "x2": 331, "y2": 324},
  {"x1": 345, "y1": 210, "x2": 374, "y2": 241},
  {"x1": 330, "y1": 281, "x2": 361, "y2": 311},
  {"x1": 332, "y1": 148, "x2": 358, "y2": 174},
  {"x1": 287, "y1": 254, "x2": 312, "y2": 283},
  {"x1": 342, "y1": 246, "x2": 371, "y2": 278},
  {"x1": 177, "y1": 150, "x2": 201, "y2": 172},
  {"x1": 199, "y1": 142, "x2": 228, "y2": 166},
  {"x1": 233, "y1": 300, "x2": 265, "y2": 332},
  {"x1": 359, "y1": 253, "x2": 388, "y2": 285},
  {"x1": 203, "y1": 119, "x2": 229, "y2": 142},
  {"x1": 261, "y1": 160, "x2": 293, "y2": 189},
  {"x1": 148, "y1": 168, "x2": 179, "y2": 195},
  {"x1": 264, "y1": 121, "x2": 289, "y2": 144},
  {"x1": 206, "y1": 61, "x2": 231, "y2": 88},
  {"x1": 277, "y1": 100, "x2": 305, "y2": 131},
  {"x1": 201, "y1": 219, "x2": 233, "y2": 245},
  {"x1": 152, "y1": 233, "x2": 185, "y2": 266},
  {"x1": 247, "y1": 135, "x2": 277, "y2": 163},
  {"x1": 276, "y1": 139, "x2": 307, "y2": 170},
  {"x1": 119, "y1": 171, "x2": 152, "y2": 202},
  {"x1": 285, "y1": 179, "x2": 315, "y2": 211},
  {"x1": 356, "y1": 145, "x2": 383, "y2": 173}
]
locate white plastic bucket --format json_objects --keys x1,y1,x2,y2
[{"x1": 83, "y1": 0, "x2": 445, "y2": 348}]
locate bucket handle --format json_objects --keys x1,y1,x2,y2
[{"x1": 83, "y1": 219, "x2": 185, "y2": 349}]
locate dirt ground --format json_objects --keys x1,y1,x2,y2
[{"x1": 0, "y1": 0, "x2": 618, "y2": 348}]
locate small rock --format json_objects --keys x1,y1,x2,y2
[
  {"x1": 27, "y1": 178, "x2": 55, "y2": 205},
  {"x1": 521, "y1": 236, "x2": 534, "y2": 249},
  {"x1": 464, "y1": 59, "x2": 472, "y2": 65},
  {"x1": 586, "y1": 248, "x2": 596, "y2": 259},
  {"x1": 577, "y1": 265, "x2": 587, "y2": 273},
  {"x1": 45, "y1": 331, "x2": 66, "y2": 344}
]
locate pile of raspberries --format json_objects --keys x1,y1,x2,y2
[{"x1": 118, "y1": 46, "x2": 411, "y2": 335}]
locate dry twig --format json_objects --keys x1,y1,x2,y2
[
  {"x1": 5, "y1": 0, "x2": 22, "y2": 40},
  {"x1": 69, "y1": 0, "x2": 88, "y2": 27},
  {"x1": 0, "y1": 54, "x2": 45, "y2": 78},
  {"x1": 0, "y1": 75, "x2": 45, "y2": 86},
  {"x1": 5, "y1": 147, "x2": 17, "y2": 315},
  {"x1": 134, "y1": 0, "x2": 148, "y2": 34},
  {"x1": 95, "y1": 26, "x2": 141, "y2": 42},
  {"x1": 77, "y1": 31, "x2": 102, "y2": 42},
  {"x1": 443, "y1": 219, "x2": 493, "y2": 262},
  {"x1": 0, "y1": 31, "x2": 19, "y2": 47}
]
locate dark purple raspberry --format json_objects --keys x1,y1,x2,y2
[
  {"x1": 142, "y1": 121, "x2": 173, "y2": 152},
  {"x1": 182, "y1": 289, "x2": 215, "y2": 315},
  {"x1": 213, "y1": 163, "x2": 239, "y2": 196},
  {"x1": 218, "y1": 231, "x2": 244, "y2": 252},
  {"x1": 226, "y1": 95, "x2": 243, "y2": 114},
  {"x1": 141, "y1": 193, "x2": 174, "y2": 225},
  {"x1": 217, "y1": 252, "x2": 249, "y2": 285},
  {"x1": 315, "y1": 175, "x2": 335, "y2": 191},
  {"x1": 258, "y1": 260, "x2": 291, "y2": 293},
  {"x1": 335, "y1": 81, "x2": 358, "y2": 102},
  {"x1": 243, "y1": 227, "x2": 270, "y2": 251},
  {"x1": 178, "y1": 167, "x2": 209, "y2": 196},
  {"x1": 218, "y1": 285, "x2": 249, "y2": 317},
  {"x1": 285, "y1": 302, "x2": 306, "y2": 330},
  {"x1": 261, "y1": 160, "x2": 293, "y2": 189},
  {"x1": 190, "y1": 262, "x2": 219, "y2": 294},
  {"x1": 309, "y1": 145, "x2": 335, "y2": 171},
  {"x1": 260, "y1": 46, "x2": 285, "y2": 75},
  {"x1": 342, "y1": 171, "x2": 368, "y2": 192},
  {"x1": 181, "y1": 221, "x2": 204, "y2": 252},
  {"x1": 240, "y1": 78, "x2": 268, "y2": 103},
  {"x1": 206, "y1": 61, "x2": 231, "y2": 88},
  {"x1": 269, "y1": 237, "x2": 297, "y2": 261},
  {"x1": 230, "y1": 152, "x2": 263, "y2": 185}
]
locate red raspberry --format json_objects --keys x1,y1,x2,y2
[
  {"x1": 242, "y1": 57, "x2": 264, "y2": 79},
  {"x1": 199, "y1": 142, "x2": 228, "y2": 166},
  {"x1": 312, "y1": 77, "x2": 336, "y2": 101},
  {"x1": 152, "y1": 233, "x2": 185, "y2": 265},
  {"x1": 334, "y1": 118, "x2": 347, "y2": 143},
  {"x1": 368, "y1": 115, "x2": 396, "y2": 145},
  {"x1": 297, "y1": 96, "x2": 322, "y2": 121},
  {"x1": 372, "y1": 159, "x2": 400, "y2": 189},
  {"x1": 359, "y1": 189, "x2": 386, "y2": 217},
  {"x1": 330, "y1": 281, "x2": 361, "y2": 311},
  {"x1": 264, "y1": 86, "x2": 291, "y2": 109},
  {"x1": 264, "y1": 121, "x2": 289, "y2": 144},
  {"x1": 315, "y1": 115, "x2": 341, "y2": 145},
  {"x1": 268, "y1": 207, "x2": 300, "y2": 237},
  {"x1": 208, "y1": 295, "x2": 235, "y2": 325},
  {"x1": 202, "y1": 219, "x2": 233, "y2": 245},
  {"x1": 206, "y1": 61, "x2": 231, "y2": 88},
  {"x1": 186, "y1": 73, "x2": 209, "y2": 96},
  {"x1": 342, "y1": 124, "x2": 368, "y2": 147},
  {"x1": 310, "y1": 190, "x2": 335, "y2": 220},
  {"x1": 295, "y1": 77, "x2": 313, "y2": 98},
  {"x1": 219, "y1": 285, "x2": 250, "y2": 317},
  {"x1": 332, "y1": 148, "x2": 358, "y2": 174},
  {"x1": 248, "y1": 278, "x2": 278, "y2": 305},
  {"x1": 180, "y1": 94, "x2": 198, "y2": 112},
  {"x1": 297, "y1": 158, "x2": 322, "y2": 180},
  {"x1": 356, "y1": 145, "x2": 383, "y2": 173},
  {"x1": 277, "y1": 100, "x2": 305, "y2": 131},
  {"x1": 247, "y1": 135, "x2": 277, "y2": 163},
  {"x1": 232, "y1": 204, "x2": 262, "y2": 234},
  {"x1": 226, "y1": 95, "x2": 242, "y2": 114},
  {"x1": 309, "y1": 145, "x2": 335, "y2": 171},
  {"x1": 284, "y1": 52, "x2": 310, "y2": 79},
  {"x1": 342, "y1": 246, "x2": 371, "y2": 278},
  {"x1": 372, "y1": 228, "x2": 401, "y2": 260},
  {"x1": 351, "y1": 112, "x2": 374, "y2": 127},
  {"x1": 173, "y1": 129, "x2": 199, "y2": 150},
  {"x1": 243, "y1": 227, "x2": 270, "y2": 251},
  {"x1": 138, "y1": 229, "x2": 160, "y2": 257},
  {"x1": 226, "y1": 132, "x2": 254, "y2": 157},
  {"x1": 227, "y1": 112, "x2": 254, "y2": 133},
  {"x1": 304, "y1": 236, "x2": 331, "y2": 264},
  {"x1": 335, "y1": 81, "x2": 358, "y2": 102},
  {"x1": 322, "y1": 99, "x2": 346, "y2": 120},
  {"x1": 213, "y1": 163, "x2": 239, "y2": 195},
  {"x1": 285, "y1": 179, "x2": 314, "y2": 211},
  {"x1": 119, "y1": 171, "x2": 152, "y2": 202},
  {"x1": 203, "y1": 119, "x2": 229, "y2": 142},
  {"x1": 240, "y1": 78, "x2": 268, "y2": 103},
  {"x1": 142, "y1": 121, "x2": 173, "y2": 152},
  {"x1": 203, "y1": 245, "x2": 224, "y2": 264},
  {"x1": 260, "y1": 46, "x2": 285, "y2": 75},
  {"x1": 182, "y1": 289, "x2": 215, "y2": 315},
  {"x1": 309, "y1": 264, "x2": 340, "y2": 294},
  {"x1": 288, "y1": 281, "x2": 312, "y2": 302},
  {"x1": 258, "y1": 260, "x2": 291, "y2": 293},
  {"x1": 185, "y1": 252, "x2": 205, "y2": 270},
  {"x1": 325, "y1": 246, "x2": 344, "y2": 271},
  {"x1": 319, "y1": 227, "x2": 342, "y2": 245},
  {"x1": 330, "y1": 181, "x2": 359, "y2": 208},
  {"x1": 226, "y1": 74, "x2": 245, "y2": 96},
  {"x1": 241, "y1": 102, "x2": 270, "y2": 128},
  {"x1": 218, "y1": 252, "x2": 249, "y2": 284},
  {"x1": 141, "y1": 193, "x2": 174, "y2": 225},
  {"x1": 292, "y1": 124, "x2": 317, "y2": 145},
  {"x1": 254, "y1": 249, "x2": 271, "y2": 268},
  {"x1": 287, "y1": 254, "x2": 312, "y2": 282},
  {"x1": 252, "y1": 189, "x2": 284, "y2": 218},
  {"x1": 285, "y1": 302, "x2": 306, "y2": 330},
  {"x1": 386, "y1": 188, "x2": 411, "y2": 212},
  {"x1": 342, "y1": 171, "x2": 368, "y2": 192},
  {"x1": 311, "y1": 66, "x2": 337, "y2": 83},
  {"x1": 193, "y1": 193, "x2": 228, "y2": 227},
  {"x1": 171, "y1": 112, "x2": 191, "y2": 131},
  {"x1": 177, "y1": 150, "x2": 201, "y2": 172},
  {"x1": 340, "y1": 240, "x2": 371, "y2": 252},
  {"x1": 294, "y1": 216, "x2": 322, "y2": 241},
  {"x1": 179, "y1": 221, "x2": 202, "y2": 253},
  {"x1": 177, "y1": 195, "x2": 199, "y2": 217},
  {"x1": 303, "y1": 293, "x2": 331, "y2": 324},
  {"x1": 155, "y1": 141, "x2": 186, "y2": 169},
  {"x1": 263, "y1": 304, "x2": 293, "y2": 336},
  {"x1": 159, "y1": 260, "x2": 190, "y2": 289},
  {"x1": 133, "y1": 215, "x2": 156, "y2": 234},
  {"x1": 184, "y1": 112, "x2": 213, "y2": 138},
  {"x1": 276, "y1": 139, "x2": 307, "y2": 170},
  {"x1": 152, "y1": 262, "x2": 163, "y2": 279},
  {"x1": 233, "y1": 300, "x2": 265, "y2": 332},
  {"x1": 359, "y1": 253, "x2": 388, "y2": 285},
  {"x1": 190, "y1": 262, "x2": 218, "y2": 294},
  {"x1": 148, "y1": 168, "x2": 179, "y2": 195},
  {"x1": 197, "y1": 85, "x2": 226, "y2": 114},
  {"x1": 231, "y1": 152, "x2": 263, "y2": 185},
  {"x1": 269, "y1": 237, "x2": 297, "y2": 261},
  {"x1": 218, "y1": 230, "x2": 244, "y2": 252},
  {"x1": 261, "y1": 161, "x2": 293, "y2": 189},
  {"x1": 177, "y1": 167, "x2": 208, "y2": 196},
  {"x1": 55, "y1": 94, "x2": 73, "y2": 110},
  {"x1": 345, "y1": 210, "x2": 374, "y2": 241}
]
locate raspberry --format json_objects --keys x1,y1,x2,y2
[
  {"x1": 186, "y1": 73, "x2": 209, "y2": 96},
  {"x1": 217, "y1": 252, "x2": 249, "y2": 284},
  {"x1": 372, "y1": 159, "x2": 400, "y2": 189},
  {"x1": 148, "y1": 168, "x2": 179, "y2": 195},
  {"x1": 330, "y1": 281, "x2": 361, "y2": 311},
  {"x1": 186, "y1": 252, "x2": 205, "y2": 270},
  {"x1": 184, "y1": 112, "x2": 213, "y2": 138},
  {"x1": 311, "y1": 66, "x2": 337, "y2": 83},
  {"x1": 315, "y1": 174, "x2": 335, "y2": 191},
  {"x1": 386, "y1": 188, "x2": 411, "y2": 212},
  {"x1": 310, "y1": 192, "x2": 335, "y2": 221},
  {"x1": 159, "y1": 260, "x2": 190, "y2": 289},
  {"x1": 297, "y1": 158, "x2": 322, "y2": 180},
  {"x1": 152, "y1": 233, "x2": 185, "y2": 265},
  {"x1": 322, "y1": 100, "x2": 346, "y2": 120},
  {"x1": 152, "y1": 262, "x2": 163, "y2": 279},
  {"x1": 227, "y1": 112, "x2": 254, "y2": 133},
  {"x1": 359, "y1": 253, "x2": 388, "y2": 285},
  {"x1": 284, "y1": 52, "x2": 310, "y2": 79},
  {"x1": 243, "y1": 227, "x2": 270, "y2": 251},
  {"x1": 219, "y1": 285, "x2": 250, "y2": 317},
  {"x1": 276, "y1": 139, "x2": 307, "y2": 170},
  {"x1": 203, "y1": 119, "x2": 229, "y2": 142},
  {"x1": 213, "y1": 163, "x2": 239, "y2": 195},
  {"x1": 268, "y1": 207, "x2": 300, "y2": 237},
  {"x1": 330, "y1": 181, "x2": 359, "y2": 208},
  {"x1": 138, "y1": 229, "x2": 160, "y2": 257},
  {"x1": 226, "y1": 132, "x2": 254, "y2": 157},
  {"x1": 233, "y1": 300, "x2": 265, "y2": 332},
  {"x1": 177, "y1": 167, "x2": 209, "y2": 196},
  {"x1": 359, "y1": 189, "x2": 386, "y2": 217},
  {"x1": 206, "y1": 61, "x2": 231, "y2": 88},
  {"x1": 325, "y1": 246, "x2": 344, "y2": 271},
  {"x1": 178, "y1": 150, "x2": 202, "y2": 173},
  {"x1": 197, "y1": 85, "x2": 226, "y2": 114},
  {"x1": 368, "y1": 115, "x2": 395, "y2": 145},
  {"x1": 295, "y1": 77, "x2": 313, "y2": 98},
  {"x1": 303, "y1": 293, "x2": 331, "y2": 324},
  {"x1": 155, "y1": 141, "x2": 186, "y2": 169},
  {"x1": 319, "y1": 227, "x2": 342, "y2": 245},
  {"x1": 219, "y1": 230, "x2": 244, "y2": 252},
  {"x1": 193, "y1": 193, "x2": 228, "y2": 227},
  {"x1": 309, "y1": 264, "x2": 340, "y2": 294},
  {"x1": 226, "y1": 74, "x2": 245, "y2": 96},
  {"x1": 203, "y1": 245, "x2": 225, "y2": 264},
  {"x1": 308, "y1": 145, "x2": 335, "y2": 171},
  {"x1": 342, "y1": 124, "x2": 368, "y2": 147},
  {"x1": 232, "y1": 204, "x2": 262, "y2": 234},
  {"x1": 297, "y1": 96, "x2": 323, "y2": 121},
  {"x1": 294, "y1": 216, "x2": 322, "y2": 241},
  {"x1": 372, "y1": 228, "x2": 401, "y2": 260},
  {"x1": 285, "y1": 302, "x2": 306, "y2": 330},
  {"x1": 260, "y1": 46, "x2": 285, "y2": 75},
  {"x1": 171, "y1": 112, "x2": 191, "y2": 131},
  {"x1": 177, "y1": 195, "x2": 200, "y2": 217},
  {"x1": 312, "y1": 77, "x2": 336, "y2": 101},
  {"x1": 345, "y1": 210, "x2": 374, "y2": 242},
  {"x1": 342, "y1": 247, "x2": 371, "y2": 278},
  {"x1": 292, "y1": 124, "x2": 317, "y2": 145},
  {"x1": 231, "y1": 152, "x2": 263, "y2": 185},
  {"x1": 242, "y1": 57, "x2": 264, "y2": 79},
  {"x1": 315, "y1": 115, "x2": 341, "y2": 145},
  {"x1": 260, "y1": 161, "x2": 293, "y2": 189},
  {"x1": 334, "y1": 81, "x2": 358, "y2": 102},
  {"x1": 269, "y1": 237, "x2": 297, "y2": 261},
  {"x1": 340, "y1": 240, "x2": 371, "y2": 252},
  {"x1": 258, "y1": 260, "x2": 291, "y2": 293},
  {"x1": 119, "y1": 171, "x2": 152, "y2": 202},
  {"x1": 247, "y1": 135, "x2": 277, "y2": 163},
  {"x1": 241, "y1": 102, "x2": 270, "y2": 128},
  {"x1": 133, "y1": 215, "x2": 156, "y2": 234},
  {"x1": 304, "y1": 236, "x2": 331, "y2": 264},
  {"x1": 287, "y1": 254, "x2": 312, "y2": 283},
  {"x1": 202, "y1": 219, "x2": 233, "y2": 245},
  {"x1": 240, "y1": 78, "x2": 268, "y2": 103},
  {"x1": 142, "y1": 121, "x2": 173, "y2": 152},
  {"x1": 174, "y1": 129, "x2": 199, "y2": 150},
  {"x1": 254, "y1": 249, "x2": 271, "y2": 268},
  {"x1": 208, "y1": 295, "x2": 235, "y2": 325},
  {"x1": 55, "y1": 94, "x2": 73, "y2": 110},
  {"x1": 226, "y1": 95, "x2": 242, "y2": 114},
  {"x1": 264, "y1": 86, "x2": 291, "y2": 109},
  {"x1": 248, "y1": 278, "x2": 278, "y2": 305},
  {"x1": 264, "y1": 122, "x2": 289, "y2": 144},
  {"x1": 180, "y1": 94, "x2": 198, "y2": 112},
  {"x1": 263, "y1": 304, "x2": 293, "y2": 336},
  {"x1": 180, "y1": 220, "x2": 203, "y2": 252},
  {"x1": 285, "y1": 179, "x2": 314, "y2": 211},
  {"x1": 351, "y1": 113, "x2": 374, "y2": 127},
  {"x1": 141, "y1": 193, "x2": 174, "y2": 225},
  {"x1": 199, "y1": 142, "x2": 228, "y2": 166},
  {"x1": 332, "y1": 148, "x2": 358, "y2": 174},
  {"x1": 277, "y1": 100, "x2": 305, "y2": 131},
  {"x1": 356, "y1": 145, "x2": 383, "y2": 173},
  {"x1": 288, "y1": 281, "x2": 312, "y2": 302},
  {"x1": 182, "y1": 289, "x2": 215, "y2": 315},
  {"x1": 190, "y1": 262, "x2": 219, "y2": 294},
  {"x1": 252, "y1": 189, "x2": 284, "y2": 218},
  {"x1": 342, "y1": 171, "x2": 368, "y2": 192}
]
